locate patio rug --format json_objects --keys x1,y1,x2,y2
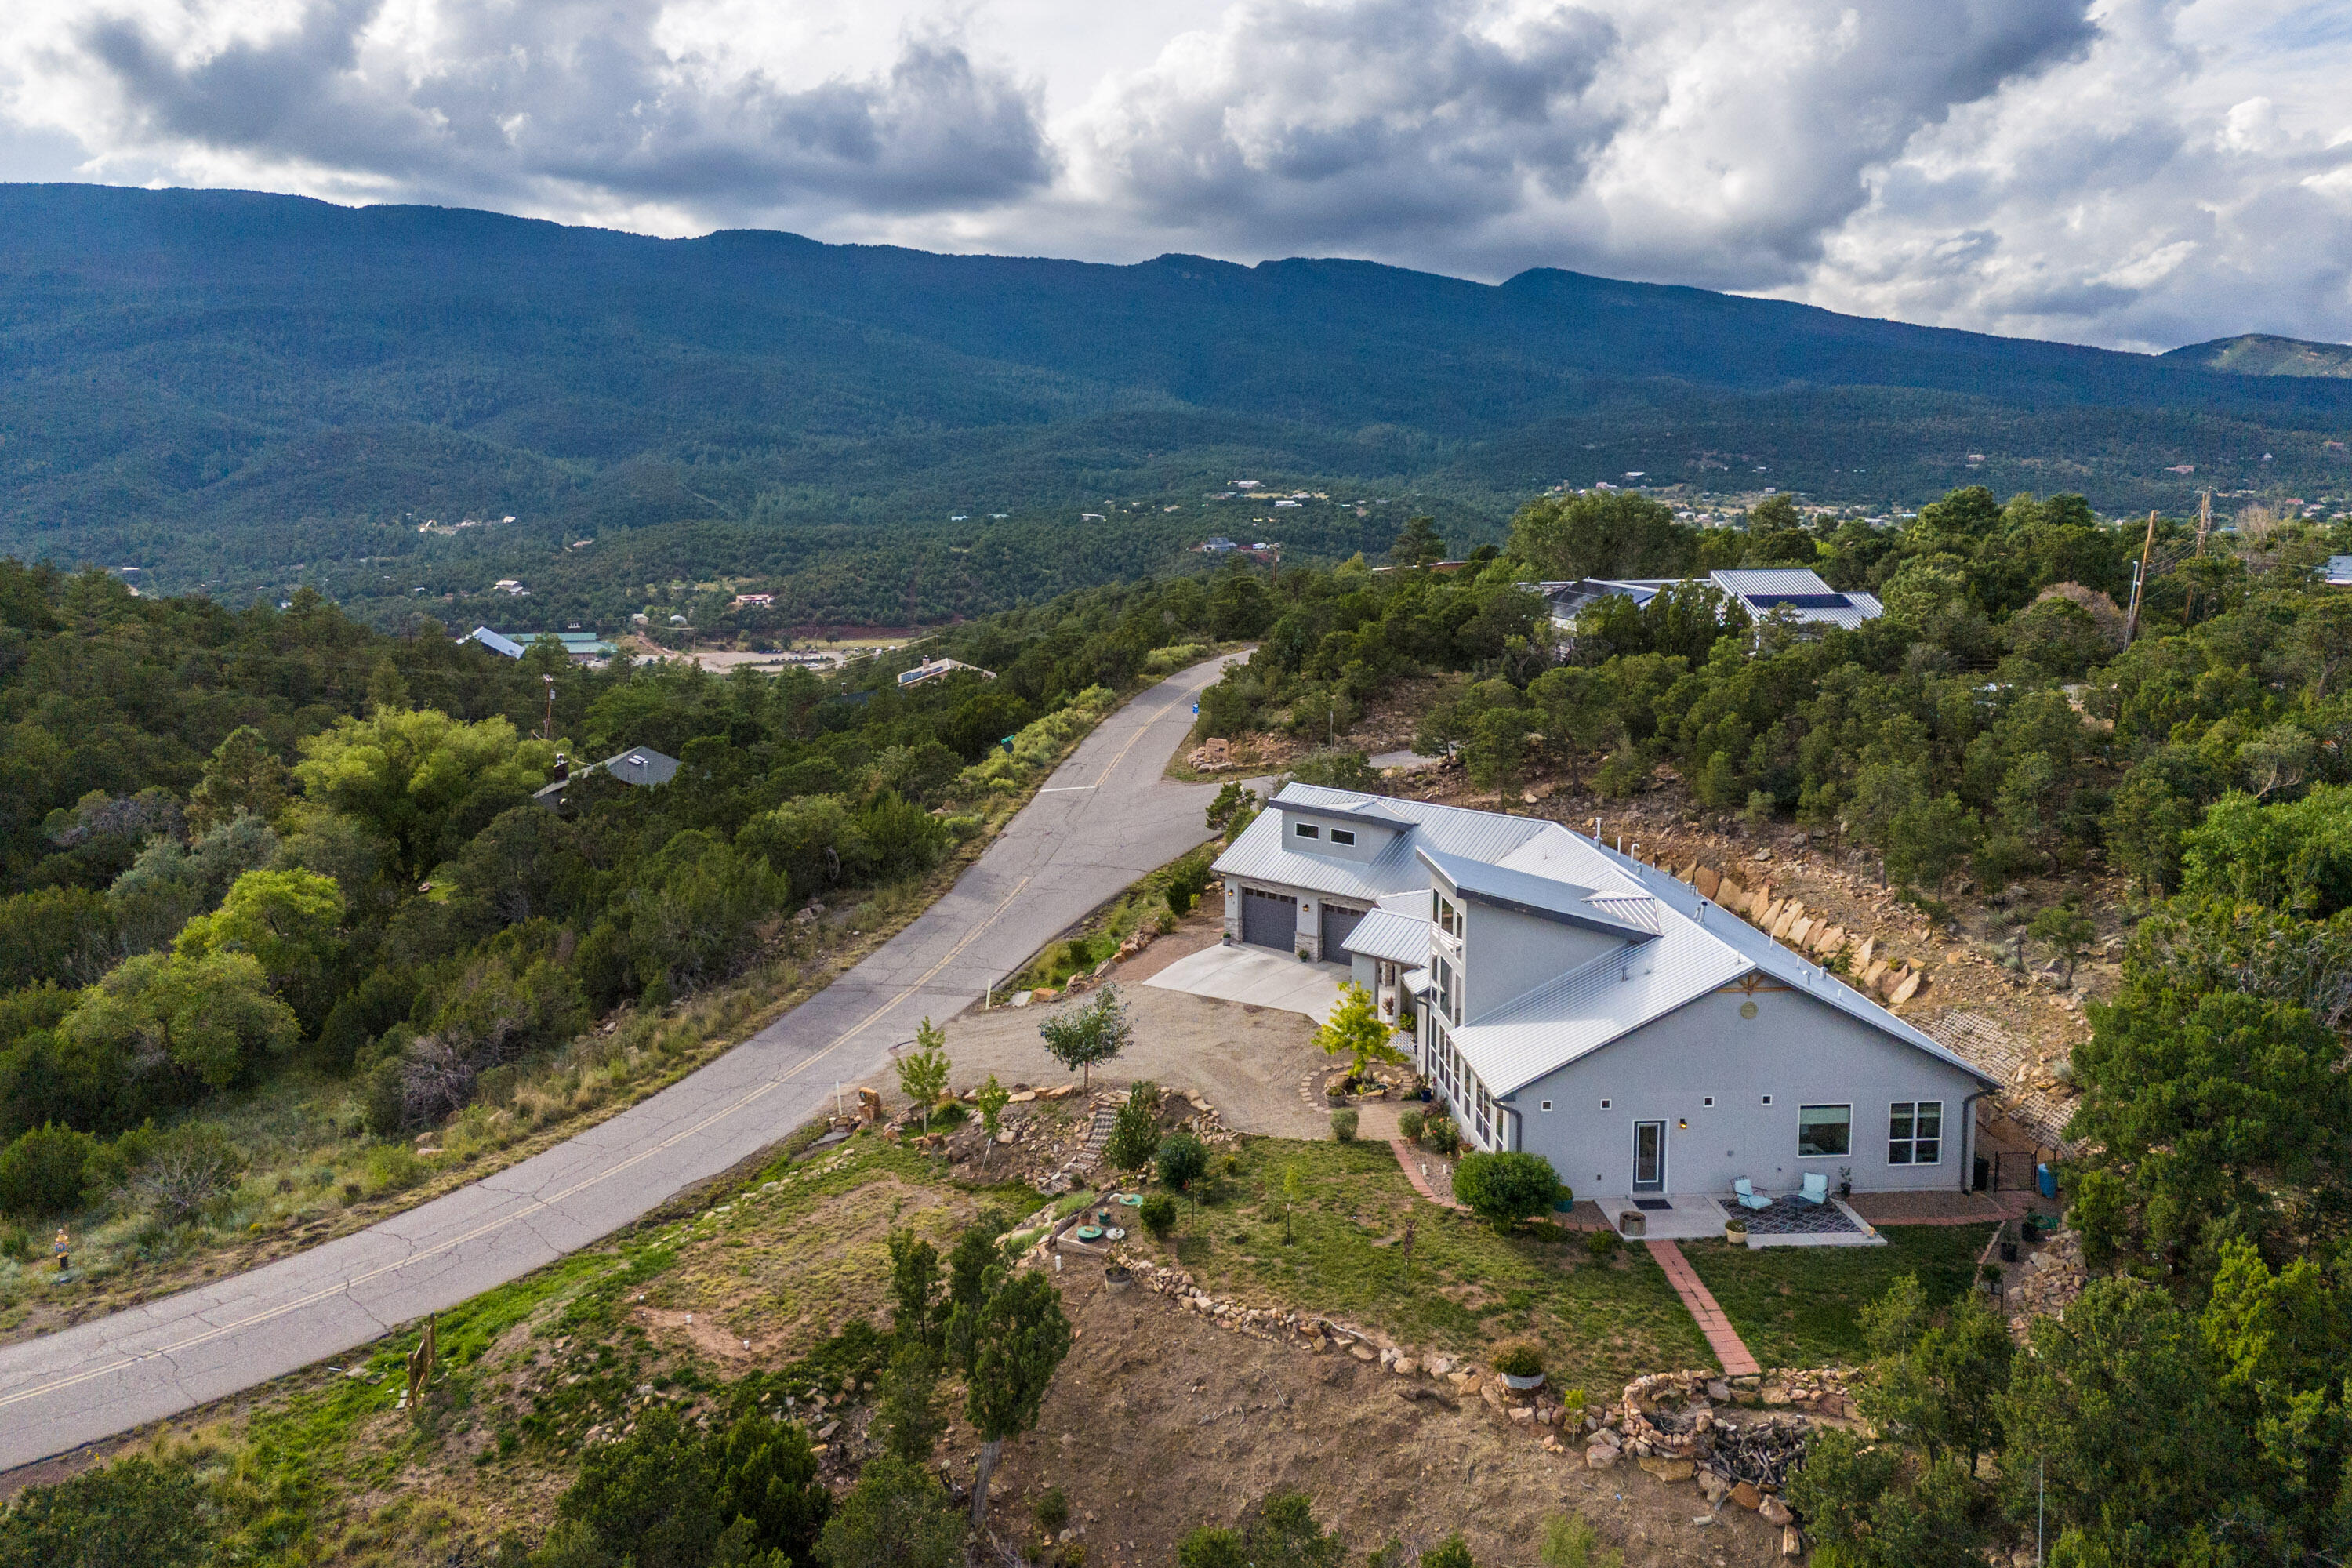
[{"x1": 1742, "y1": 1195, "x2": 1862, "y2": 1236}]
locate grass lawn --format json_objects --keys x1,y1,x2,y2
[
  {"x1": 1126, "y1": 1138, "x2": 1712, "y2": 1399},
  {"x1": 1678, "y1": 1225, "x2": 1997, "y2": 1369}
]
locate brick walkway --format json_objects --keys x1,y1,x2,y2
[
  {"x1": 1389, "y1": 1138, "x2": 1468, "y2": 1211},
  {"x1": 1645, "y1": 1239, "x2": 1760, "y2": 1377}
]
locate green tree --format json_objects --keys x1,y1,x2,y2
[
  {"x1": 957, "y1": 1269, "x2": 1073, "y2": 1526},
  {"x1": 60, "y1": 949, "x2": 299, "y2": 1092},
  {"x1": 706, "y1": 1405, "x2": 830, "y2": 1566},
  {"x1": 1883, "y1": 792, "x2": 1978, "y2": 896},
  {"x1": 1452, "y1": 1151, "x2": 1564, "y2": 1232},
  {"x1": 815, "y1": 1457, "x2": 964, "y2": 1568},
  {"x1": 0, "y1": 1454, "x2": 217, "y2": 1568},
  {"x1": 116, "y1": 1120, "x2": 249, "y2": 1229},
  {"x1": 1311, "y1": 982, "x2": 1406, "y2": 1083},
  {"x1": 2026, "y1": 904, "x2": 2093, "y2": 985},
  {"x1": 873, "y1": 1341, "x2": 949, "y2": 1465},
  {"x1": 1995, "y1": 1278, "x2": 2237, "y2": 1561},
  {"x1": 0, "y1": 1124, "x2": 103, "y2": 1218},
  {"x1": 1036, "y1": 985, "x2": 1131, "y2": 1091},
  {"x1": 553, "y1": 1407, "x2": 722, "y2": 1568},
  {"x1": 1104, "y1": 1080, "x2": 1163, "y2": 1171},
  {"x1": 2066, "y1": 986, "x2": 2348, "y2": 1270},
  {"x1": 1857, "y1": 1275, "x2": 2013, "y2": 1474},
  {"x1": 294, "y1": 707, "x2": 558, "y2": 880},
  {"x1": 186, "y1": 725, "x2": 290, "y2": 835},
  {"x1": 172, "y1": 867, "x2": 345, "y2": 994},
  {"x1": 887, "y1": 1229, "x2": 946, "y2": 1352},
  {"x1": 1784, "y1": 1431, "x2": 1983, "y2": 1568},
  {"x1": 975, "y1": 1073, "x2": 1011, "y2": 1168},
  {"x1": 894, "y1": 1017, "x2": 950, "y2": 1134},
  {"x1": 1156, "y1": 1129, "x2": 1210, "y2": 1192},
  {"x1": 1537, "y1": 1513, "x2": 1621, "y2": 1568},
  {"x1": 1507, "y1": 492, "x2": 1693, "y2": 582},
  {"x1": 2103, "y1": 770, "x2": 2194, "y2": 897},
  {"x1": 1390, "y1": 515, "x2": 1446, "y2": 568}
]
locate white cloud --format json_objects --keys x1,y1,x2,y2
[{"x1": 2, "y1": 0, "x2": 2349, "y2": 347}]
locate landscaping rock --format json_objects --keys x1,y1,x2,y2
[
  {"x1": 1697, "y1": 1471, "x2": 1732, "y2": 1504},
  {"x1": 1759, "y1": 1497, "x2": 1795, "y2": 1527},
  {"x1": 1781, "y1": 1526, "x2": 1806, "y2": 1558},
  {"x1": 1730, "y1": 1482, "x2": 1763, "y2": 1511},
  {"x1": 1637, "y1": 1456, "x2": 1693, "y2": 1482},
  {"x1": 1584, "y1": 1446, "x2": 1620, "y2": 1471}
]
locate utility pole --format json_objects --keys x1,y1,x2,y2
[
  {"x1": 541, "y1": 673, "x2": 556, "y2": 742},
  {"x1": 2185, "y1": 491, "x2": 2213, "y2": 625},
  {"x1": 2122, "y1": 510, "x2": 2158, "y2": 644}
]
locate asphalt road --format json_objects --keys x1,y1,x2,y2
[{"x1": 0, "y1": 652, "x2": 1248, "y2": 1472}]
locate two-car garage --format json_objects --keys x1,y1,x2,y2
[{"x1": 1238, "y1": 883, "x2": 1367, "y2": 960}]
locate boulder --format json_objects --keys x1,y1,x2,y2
[
  {"x1": 1697, "y1": 1471, "x2": 1732, "y2": 1504},
  {"x1": 1637, "y1": 1456, "x2": 1694, "y2": 1482},
  {"x1": 1759, "y1": 1497, "x2": 1795, "y2": 1527},
  {"x1": 1781, "y1": 1525, "x2": 1806, "y2": 1558},
  {"x1": 1584, "y1": 1445, "x2": 1620, "y2": 1471},
  {"x1": 1730, "y1": 1482, "x2": 1763, "y2": 1511}
]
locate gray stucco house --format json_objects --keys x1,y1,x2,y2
[{"x1": 1214, "y1": 785, "x2": 1994, "y2": 1200}]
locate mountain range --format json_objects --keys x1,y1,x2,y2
[{"x1": 2, "y1": 183, "x2": 2347, "y2": 626}]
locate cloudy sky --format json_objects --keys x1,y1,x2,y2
[{"x1": 4, "y1": 0, "x2": 2350, "y2": 352}]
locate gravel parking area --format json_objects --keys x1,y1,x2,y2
[{"x1": 936, "y1": 920, "x2": 1340, "y2": 1138}]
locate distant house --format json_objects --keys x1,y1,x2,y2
[
  {"x1": 2324, "y1": 556, "x2": 2352, "y2": 586},
  {"x1": 896, "y1": 656, "x2": 996, "y2": 690},
  {"x1": 733, "y1": 593, "x2": 776, "y2": 608},
  {"x1": 1198, "y1": 536, "x2": 1240, "y2": 554},
  {"x1": 459, "y1": 626, "x2": 528, "y2": 659},
  {"x1": 459, "y1": 627, "x2": 614, "y2": 662},
  {"x1": 532, "y1": 746, "x2": 681, "y2": 811},
  {"x1": 1540, "y1": 569, "x2": 1881, "y2": 635}
]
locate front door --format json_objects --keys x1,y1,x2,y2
[{"x1": 1632, "y1": 1120, "x2": 1667, "y2": 1193}]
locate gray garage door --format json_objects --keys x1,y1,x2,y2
[
  {"x1": 1319, "y1": 902, "x2": 1367, "y2": 960},
  {"x1": 1240, "y1": 887, "x2": 1297, "y2": 950}
]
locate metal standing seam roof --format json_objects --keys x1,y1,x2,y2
[
  {"x1": 1417, "y1": 848, "x2": 1653, "y2": 937},
  {"x1": 1340, "y1": 908, "x2": 1435, "y2": 964},
  {"x1": 1211, "y1": 784, "x2": 1554, "y2": 904},
  {"x1": 461, "y1": 626, "x2": 527, "y2": 659},
  {"x1": 601, "y1": 747, "x2": 681, "y2": 786},
  {"x1": 1710, "y1": 569, "x2": 1884, "y2": 631}
]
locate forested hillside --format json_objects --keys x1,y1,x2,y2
[{"x1": 5, "y1": 184, "x2": 2350, "y2": 627}]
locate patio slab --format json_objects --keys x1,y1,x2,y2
[
  {"x1": 1145, "y1": 942, "x2": 1350, "y2": 1023},
  {"x1": 1595, "y1": 1193, "x2": 1732, "y2": 1242}
]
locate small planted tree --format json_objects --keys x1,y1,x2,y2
[
  {"x1": 974, "y1": 1074, "x2": 1011, "y2": 1169},
  {"x1": 1454, "y1": 1151, "x2": 1564, "y2": 1232},
  {"x1": 1156, "y1": 1130, "x2": 1210, "y2": 1192},
  {"x1": 887, "y1": 1230, "x2": 946, "y2": 1352},
  {"x1": 1036, "y1": 985, "x2": 1131, "y2": 1091},
  {"x1": 957, "y1": 1271, "x2": 1073, "y2": 1527},
  {"x1": 894, "y1": 1018, "x2": 951, "y2": 1134},
  {"x1": 1312, "y1": 982, "x2": 1407, "y2": 1087},
  {"x1": 2027, "y1": 903, "x2": 2095, "y2": 985},
  {"x1": 1104, "y1": 1080, "x2": 1163, "y2": 1171}
]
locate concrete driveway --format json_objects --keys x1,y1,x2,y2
[
  {"x1": 0, "y1": 652, "x2": 1250, "y2": 1473},
  {"x1": 1145, "y1": 942, "x2": 1350, "y2": 1024}
]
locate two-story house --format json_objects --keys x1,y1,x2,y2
[{"x1": 1214, "y1": 785, "x2": 1994, "y2": 1200}]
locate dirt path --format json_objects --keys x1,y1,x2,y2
[{"x1": 972, "y1": 1257, "x2": 1791, "y2": 1568}]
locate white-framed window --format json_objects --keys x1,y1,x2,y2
[
  {"x1": 1599, "y1": 1098, "x2": 1612, "y2": 1110},
  {"x1": 1889, "y1": 1101, "x2": 1944, "y2": 1165},
  {"x1": 1798, "y1": 1104, "x2": 1852, "y2": 1158},
  {"x1": 1294, "y1": 821, "x2": 1320, "y2": 840},
  {"x1": 1539, "y1": 1099, "x2": 1553, "y2": 1112},
  {"x1": 1703, "y1": 1097, "x2": 1715, "y2": 1107},
  {"x1": 1760, "y1": 1094, "x2": 1773, "y2": 1105},
  {"x1": 1330, "y1": 828, "x2": 1356, "y2": 846},
  {"x1": 1432, "y1": 891, "x2": 1466, "y2": 941}
]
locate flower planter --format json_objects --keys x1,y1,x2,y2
[
  {"x1": 1104, "y1": 1265, "x2": 1133, "y2": 1292},
  {"x1": 1619, "y1": 1210, "x2": 1646, "y2": 1237},
  {"x1": 1724, "y1": 1222, "x2": 1749, "y2": 1243}
]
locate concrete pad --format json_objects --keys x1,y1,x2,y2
[
  {"x1": 1145, "y1": 942, "x2": 1350, "y2": 1023},
  {"x1": 1595, "y1": 1194, "x2": 1733, "y2": 1241}
]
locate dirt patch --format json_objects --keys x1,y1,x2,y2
[{"x1": 965, "y1": 1259, "x2": 1791, "y2": 1568}]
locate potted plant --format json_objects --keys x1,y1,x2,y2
[
  {"x1": 1837, "y1": 1166, "x2": 1853, "y2": 1200},
  {"x1": 1618, "y1": 1208, "x2": 1646, "y2": 1237},
  {"x1": 1494, "y1": 1345, "x2": 1546, "y2": 1392},
  {"x1": 1724, "y1": 1214, "x2": 1749, "y2": 1244}
]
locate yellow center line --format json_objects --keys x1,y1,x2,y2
[{"x1": 0, "y1": 873, "x2": 1035, "y2": 1414}]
